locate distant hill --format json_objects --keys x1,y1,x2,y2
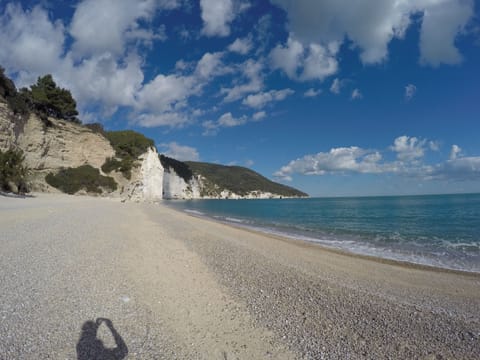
[{"x1": 185, "y1": 161, "x2": 308, "y2": 198}]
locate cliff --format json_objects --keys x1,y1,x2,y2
[{"x1": 1, "y1": 96, "x2": 307, "y2": 200}]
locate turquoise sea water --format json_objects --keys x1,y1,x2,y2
[{"x1": 165, "y1": 194, "x2": 480, "y2": 273}]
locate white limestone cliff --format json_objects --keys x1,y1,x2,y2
[
  {"x1": 162, "y1": 168, "x2": 201, "y2": 199},
  {"x1": 122, "y1": 147, "x2": 164, "y2": 202}
]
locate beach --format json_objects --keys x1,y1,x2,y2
[{"x1": 1, "y1": 194, "x2": 479, "y2": 359}]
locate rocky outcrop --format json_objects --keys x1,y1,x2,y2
[
  {"x1": 1, "y1": 94, "x2": 307, "y2": 200},
  {"x1": 163, "y1": 169, "x2": 201, "y2": 199},
  {"x1": 16, "y1": 114, "x2": 114, "y2": 171},
  {"x1": 121, "y1": 147, "x2": 164, "y2": 202},
  {"x1": 0, "y1": 100, "x2": 16, "y2": 152}
]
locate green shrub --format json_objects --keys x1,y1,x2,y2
[
  {"x1": 85, "y1": 123, "x2": 107, "y2": 137},
  {"x1": 101, "y1": 157, "x2": 133, "y2": 180},
  {"x1": 0, "y1": 148, "x2": 29, "y2": 193},
  {"x1": 45, "y1": 165, "x2": 117, "y2": 194},
  {"x1": 101, "y1": 130, "x2": 154, "y2": 180},
  {"x1": 105, "y1": 130, "x2": 154, "y2": 159}
]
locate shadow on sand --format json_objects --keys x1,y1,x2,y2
[
  {"x1": 0, "y1": 191, "x2": 34, "y2": 198},
  {"x1": 76, "y1": 318, "x2": 128, "y2": 360}
]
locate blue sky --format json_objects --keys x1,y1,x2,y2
[{"x1": 1, "y1": 0, "x2": 479, "y2": 196}]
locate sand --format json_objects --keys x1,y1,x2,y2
[{"x1": 1, "y1": 194, "x2": 479, "y2": 359}]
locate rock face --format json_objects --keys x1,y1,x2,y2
[
  {"x1": 1, "y1": 95, "x2": 307, "y2": 200},
  {"x1": 16, "y1": 114, "x2": 114, "y2": 171},
  {"x1": 0, "y1": 100, "x2": 16, "y2": 152},
  {"x1": 122, "y1": 147, "x2": 164, "y2": 202},
  {"x1": 163, "y1": 169, "x2": 201, "y2": 199}
]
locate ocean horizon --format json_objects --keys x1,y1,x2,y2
[{"x1": 165, "y1": 193, "x2": 480, "y2": 273}]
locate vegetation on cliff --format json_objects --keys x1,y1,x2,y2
[
  {"x1": 186, "y1": 162, "x2": 308, "y2": 197},
  {"x1": 45, "y1": 165, "x2": 117, "y2": 194},
  {"x1": 101, "y1": 130, "x2": 155, "y2": 179},
  {"x1": 0, "y1": 68, "x2": 79, "y2": 123},
  {"x1": 159, "y1": 155, "x2": 193, "y2": 182},
  {"x1": 158, "y1": 154, "x2": 307, "y2": 197},
  {"x1": 0, "y1": 148, "x2": 29, "y2": 193}
]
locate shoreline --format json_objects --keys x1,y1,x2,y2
[
  {"x1": 165, "y1": 201, "x2": 480, "y2": 277},
  {"x1": 2, "y1": 194, "x2": 479, "y2": 359}
]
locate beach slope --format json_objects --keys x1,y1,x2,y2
[{"x1": 0, "y1": 194, "x2": 479, "y2": 359}]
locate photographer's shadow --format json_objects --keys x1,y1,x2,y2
[{"x1": 76, "y1": 318, "x2": 128, "y2": 360}]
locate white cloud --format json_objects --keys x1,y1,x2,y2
[
  {"x1": 135, "y1": 112, "x2": 190, "y2": 128},
  {"x1": 351, "y1": 88, "x2": 362, "y2": 100},
  {"x1": 0, "y1": 3, "x2": 66, "y2": 86},
  {"x1": 200, "y1": 0, "x2": 234, "y2": 37},
  {"x1": 450, "y1": 145, "x2": 462, "y2": 160},
  {"x1": 70, "y1": 0, "x2": 178, "y2": 58},
  {"x1": 275, "y1": 136, "x2": 480, "y2": 182},
  {"x1": 252, "y1": 111, "x2": 266, "y2": 120},
  {"x1": 430, "y1": 156, "x2": 480, "y2": 181},
  {"x1": 221, "y1": 58, "x2": 264, "y2": 102},
  {"x1": 270, "y1": 0, "x2": 474, "y2": 66},
  {"x1": 429, "y1": 141, "x2": 440, "y2": 152},
  {"x1": 160, "y1": 142, "x2": 200, "y2": 161},
  {"x1": 405, "y1": 84, "x2": 417, "y2": 101},
  {"x1": 218, "y1": 112, "x2": 247, "y2": 127},
  {"x1": 228, "y1": 36, "x2": 253, "y2": 54},
  {"x1": 390, "y1": 135, "x2": 426, "y2": 161},
  {"x1": 419, "y1": 0, "x2": 473, "y2": 66},
  {"x1": 136, "y1": 73, "x2": 196, "y2": 113},
  {"x1": 330, "y1": 78, "x2": 342, "y2": 94},
  {"x1": 195, "y1": 52, "x2": 229, "y2": 79},
  {"x1": 203, "y1": 112, "x2": 260, "y2": 135},
  {"x1": 275, "y1": 146, "x2": 383, "y2": 180},
  {"x1": 245, "y1": 159, "x2": 254, "y2": 167},
  {"x1": 242, "y1": 88, "x2": 294, "y2": 109},
  {"x1": 304, "y1": 88, "x2": 322, "y2": 97},
  {"x1": 270, "y1": 37, "x2": 338, "y2": 81}
]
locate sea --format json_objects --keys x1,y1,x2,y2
[{"x1": 164, "y1": 193, "x2": 480, "y2": 273}]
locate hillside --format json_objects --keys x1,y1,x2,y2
[
  {"x1": 1, "y1": 68, "x2": 307, "y2": 199},
  {"x1": 186, "y1": 161, "x2": 308, "y2": 198}
]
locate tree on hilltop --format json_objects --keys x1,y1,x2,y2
[{"x1": 28, "y1": 75, "x2": 80, "y2": 123}]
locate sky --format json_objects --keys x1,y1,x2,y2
[{"x1": 1, "y1": 0, "x2": 479, "y2": 197}]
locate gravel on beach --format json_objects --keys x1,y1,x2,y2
[{"x1": 1, "y1": 194, "x2": 479, "y2": 359}]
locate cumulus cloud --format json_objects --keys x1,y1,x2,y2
[
  {"x1": 390, "y1": 135, "x2": 426, "y2": 161},
  {"x1": 275, "y1": 147, "x2": 383, "y2": 181},
  {"x1": 405, "y1": 84, "x2": 417, "y2": 101},
  {"x1": 0, "y1": 3, "x2": 66, "y2": 86},
  {"x1": 221, "y1": 58, "x2": 264, "y2": 102},
  {"x1": 200, "y1": 0, "x2": 235, "y2": 37},
  {"x1": 242, "y1": 88, "x2": 294, "y2": 109},
  {"x1": 351, "y1": 88, "x2": 362, "y2": 100},
  {"x1": 160, "y1": 142, "x2": 200, "y2": 161},
  {"x1": 275, "y1": 135, "x2": 480, "y2": 182},
  {"x1": 330, "y1": 78, "x2": 342, "y2": 94},
  {"x1": 203, "y1": 112, "x2": 261, "y2": 135},
  {"x1": 70, "y1": 0, "x2": 177, "y2": 58},
  {"x1": 252, "y1": 111, "x2": 266, "y2": 120},
  {"x1": 135, "y1": 112, "x2": 190, "y2": 128},
  {"x1": 228, "y1": 36, "x2": 253, "y2": 54},
  {"x1": 450, "y1": 145, "x2": 462, "y2": 160},
  {"x1": 0, "y1": 1, "x2": 248, "y2": 129},
  {"x1": 270, "y1": 0, "x2": 474, "y2": 66},
  {"x1": 430, "y1": 156, "x2": 480, "y2": 181},
  {"x1": 270, "y1": 37, "x2": 338, "y2": 81},
  {"x1": 304, "y1": 88, "x2": 322, "y2": 97},
  {"x1": 195, "y1": 52, "x2": 229, "y2": 79}
]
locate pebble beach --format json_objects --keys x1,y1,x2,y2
[{"x1": 1, "y1": 194, "x2": 479, "y2": 359}]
